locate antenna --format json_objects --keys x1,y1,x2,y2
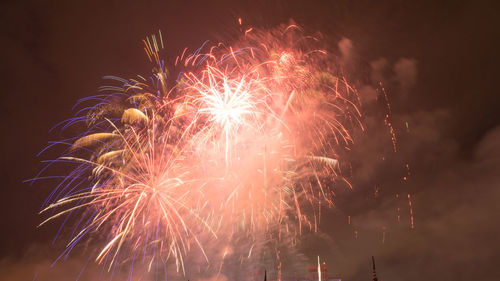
[{"x1": 372, "y1": 256, "x2": 378, "y2": 281}]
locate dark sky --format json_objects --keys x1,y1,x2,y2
[{"x1": 1, "y1": 0, "x2": 499, "y2": 280}]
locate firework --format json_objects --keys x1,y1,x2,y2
[{"x1": 36, "y1": 23, "x2": 362, "y2": 277}]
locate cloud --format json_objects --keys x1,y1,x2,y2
[
  {"x1": 0, "y1": 243, "x2": 191, "y2": 281},
  {"x1": 338, "y1": 37, "x2": 353, "y2": 62},
  {"x1": 359, "y1": 85, "x2": 378, "y2": 104},
  {"x1": 320, "y1": 115, "x2": 500, "y2": 281},
  {"x1": 0, "y1": 244, "x2": 105, "y2": 281},
  {"x1": 394, "y1": 57, "x2": 418, "y2": 94},
  {"x1": 367, "y1": 57, "x2": 418, "y2": 99},
  {"x1": 377, "y1": 125, "x2": 500, "y2": 281},
  {"x1": 370, "y1": 57, "x2": 389, "y2": 85}
]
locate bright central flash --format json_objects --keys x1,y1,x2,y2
[{"x1": 200, "y1": 78, "x2": 255, "y2": 132}]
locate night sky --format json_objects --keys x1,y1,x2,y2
[{"x1": 1, "y1": 0, "x2": 499, "y2": 280}]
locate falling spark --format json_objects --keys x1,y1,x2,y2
[
  {"x1": 379, "y1": 83, "x2": 397, "y2": 153},
  {"x1": 408, "y1": 193, "x2": 415, "y2": 229},
  {"x1": 396, "y1": 193, "x2": 401, "y2": 223},
  {"x1": 382, "y1": 226, "x2": 386, "y2": 244}
]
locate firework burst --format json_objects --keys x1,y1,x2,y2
[{"x1": 36, "y1": 23, "x2": 362, "y2": 278}]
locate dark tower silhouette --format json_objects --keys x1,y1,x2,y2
[
  {"x1": 372, "y1": 256, "x2": 378, "y2": 281},
  {"x1": 264, "y1": 270, "x2": 267, "y2": 281}
]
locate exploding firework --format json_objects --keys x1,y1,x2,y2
[{"x1": 36, "y1": 22, "x2": 362, "y2": 278}]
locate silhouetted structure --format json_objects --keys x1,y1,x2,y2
[{"x1": 372, "y1": 256, "x2": 378, "y2": 281}]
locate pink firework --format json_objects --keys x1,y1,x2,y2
[{"x1": 37, "y1": 23, "x2": 362, "y2": 276}]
